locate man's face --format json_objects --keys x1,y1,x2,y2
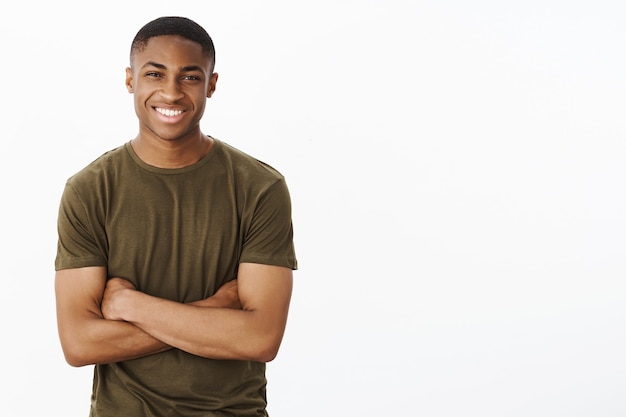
[{"x1": 126, "y1": 35, "x2": 217, "y2": 142}]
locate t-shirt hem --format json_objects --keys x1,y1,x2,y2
[
  {"x1": 55, "y1": 257, "x2": 107, "y2": 271},
  {"x1": 239, "y1": 255, "x2": 298, "y2": 270}
]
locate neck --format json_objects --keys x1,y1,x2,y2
[{"x1": 131, "y1": 133, "x2": 214, "y2": 169}]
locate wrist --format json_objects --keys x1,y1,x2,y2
[{"x1": 117, "y1": 288, "x2": 141, "y2": 322}]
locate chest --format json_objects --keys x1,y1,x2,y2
[{"x1": 104, "y1": 174, "x2": 243, "y2": 302}]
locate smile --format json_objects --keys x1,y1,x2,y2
[{"x1": 155, "y1": 107, "x2": 184, "y2": 117}]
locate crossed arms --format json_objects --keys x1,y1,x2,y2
[{"x1": 55, "y1": 263, "x2": 293, "y2": 367}]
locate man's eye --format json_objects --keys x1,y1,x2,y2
[
  {"x1": 146, "y1": 72, "x2": 162, "y2": 78},
  {"x1": 183, "y1": 75, "x2": 200, "y2": 81}
]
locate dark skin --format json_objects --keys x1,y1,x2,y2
[
  {"x1": 55, "y1": 35, "x2": 293, "y2": 366},
  {"x1": 125, "y1": 35, "x2": 218, "y2": 168}
]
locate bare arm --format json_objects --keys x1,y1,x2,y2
[
  {"x1": 55, "y1": 267, "x2": 169, "y2": 367},
  {"x1": 102, "y1": 263, "x2": 293, "y2": 362},
  {"x1": 55, "y1": 267, "x2": 242, "y2": 367}
]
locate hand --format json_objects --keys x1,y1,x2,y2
[
  {"x1": 101, "y1": 277, "x2": 136, "y2": 321},
  {"x1": 189, "y1": 279, "x2": 242, "y2": 310}
]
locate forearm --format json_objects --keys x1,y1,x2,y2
[
  {"x1": 61, "y1": 284, "x2": 238, "y2": 367},
  {"x1": 55, "y1": 267, "x2": 171, "y2": 367},
  {"x1": 101, "y1": 266, "x2": 291, "y2": 362},
  {"x1": 118, "y1": 291, "x2": 279, "y2": 361},
  {"x1": 59, "y1": 312, "x2": 170, "y2": 367}
]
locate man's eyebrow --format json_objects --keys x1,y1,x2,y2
[
  {"x1": 141, "y1": 61, "x2": 166, "y2": 70},
  {"x1": 140, "y1": 62, "x2": 204, "y2": 73},
  {"x1": 180, "y1": 65, "x2": 204, "y2": 72}
]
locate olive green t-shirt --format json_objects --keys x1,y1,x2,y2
[{"x1": 55, "y1": 138, "x2": 297, "y2": 417}]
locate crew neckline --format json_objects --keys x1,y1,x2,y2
[{"x1": 124, "y1": 137, "x2": 221, "y2": 175}]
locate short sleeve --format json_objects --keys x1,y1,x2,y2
[
  {"x1": 55, "y1": 183, "x2": 108, "y2": 270},
  {"x1": 239, "y1": 178, "x2": 298, "y2": 270}
]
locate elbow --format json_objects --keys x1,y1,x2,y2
[
  {"x1": 262, "y1": 350, "x2": 280, "y2": 363},
  {"x1": 254, "y1": 347, "x2": 279, "y2": 363},
  {"x1": 247, "y1": 335, "x2": 283, "y2": 363},
  {"x1": 59, "y1": 337, "x2": 96, "y2": 367},
  {"x1": 247, "y1": 319, "x2": 288, "y2": 362},
  {"x1": 65, "y1": 356, "x2": 90, "y2": 368},
  {"x1": 62, "y1": 345, "x2": 94, "y2": 367},
  {"x1": 63, "y1": 351, "x2": 92, "y2": 368}
]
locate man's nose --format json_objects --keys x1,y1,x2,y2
[{"x1": 160, "y1": 78, "x2": 184, "y2": 101}]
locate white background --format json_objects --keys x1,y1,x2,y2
[{"x1": 1, "y1": 1, "x2": 625, "y2": 416}]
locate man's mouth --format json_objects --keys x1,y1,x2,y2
[{"x1": 155, "y1": 107, "x2": 184, "y2": 117}]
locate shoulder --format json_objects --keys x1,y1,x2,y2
[
  {"x1": 65, "y1": 144, "x2": 129, "y2": 189},
  {"x1": 213, "y1": 139, "x2": 285, "y2": 184}
]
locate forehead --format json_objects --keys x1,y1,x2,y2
[{"x1": 131, "y1": 35, "x2": 210, "y2": 69}]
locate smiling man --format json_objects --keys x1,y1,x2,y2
[{"x1": 54, "y1": 16, "x2": 297, "y2": 417}]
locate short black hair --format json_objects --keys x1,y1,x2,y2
[{"x1": 130, "y1": 16, "x2": 215, "y2": 71}]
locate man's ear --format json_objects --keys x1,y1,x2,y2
[
  {"x1": 207, "y1": 72, "x2": 219, "y2": 98},
  {"x1": 125, "y1": 67, "x2": 134, "y2": 93}
]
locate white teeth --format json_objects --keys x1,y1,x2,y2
[{"x1": 156, "y1": 108, "x2": 183, "y2": 117}]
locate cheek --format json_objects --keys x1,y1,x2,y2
[
  {"x1": 191, "y1": 91, "x2": 209, "y2": 107},
  {"x1": 134, "y1": 87, "x2": 154, "y2": 104}
]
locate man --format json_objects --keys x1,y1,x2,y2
[{"x1": 54, "y1": 16, "x2": 297, "y2": 417}]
